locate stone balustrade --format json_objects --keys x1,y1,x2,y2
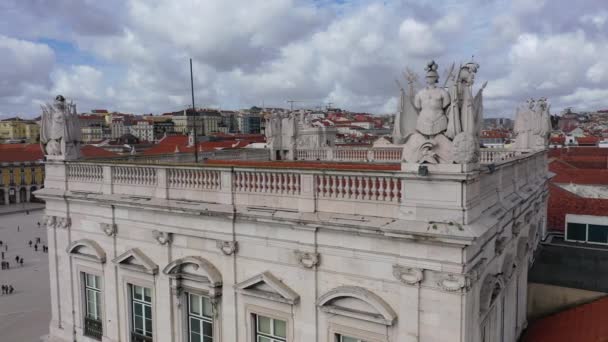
[
  {"x1": 56, "y1": 148, "x2": 546, "y2": 223},
  {"x1": 296, "y1": 147, "x2": 523, "y2": 164}
]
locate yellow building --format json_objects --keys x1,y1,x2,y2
[
  {"x1": 0, "y1": 117, "x2": 40, "y2": 143},
  {"x1": 0, "y1": 144, "x2": 45, "y2": 205}
]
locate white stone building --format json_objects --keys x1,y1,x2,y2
[{"x1": 38, "y1": 147, "x2": 548, "y2": 342}]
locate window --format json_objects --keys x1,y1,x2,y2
[
  {"x1": 566, "y1": 223, "x2": 587, "y2": 242},
  {"x1": 254, "y1": 314, "x2": 286, "y2": 342},
  {"x1": 187, "y1": 293, "x2": 213, "y2": 342},
  {"x1": 83, "y1": 273, "x2": 103, "y2": 340},
  {"x1": 336, "y1": 334, "x2": 367, "y2": 342},
  {"x1": 131, "y1": 285, "x2": 153, "y2": 341},
  {"x1": 588, "y1": 225, "x2": 608, "y2": 244},
  {"x1": 566, "y1": 222, "x2": 608, "y2": 244}
]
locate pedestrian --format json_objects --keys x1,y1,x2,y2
[
  {"x1": 1, "y1": 285, "x2": 5, "y2": 294},
  {"x1": 28, "y1": 240, "x2": 32, "y2": 247},
  {"x1": 0, "y1": 240, "x2": 3, "y2": 246},
  {"x1": 19, "y1": 258, "x2": 23, "y2": 267},
  {"x1": 17, "y1": 225, "x2": 19, "y2": 232},
  {"x1": 5, "y1": 261, "x2": 9, "y2": 270},
  {"x1": 15, "y1": 255, "x2": 19, "y2": 263},
  {"x1": 37, "y1": 222, "x2": 40, "y2": 228},
  {"x1": 36, "y1": 237, "x2": 40, "y2": 244},
  {"x1": 34, "y1": 245, "x2": 38, "y2": 252},
  {"x1": 9, "y1": 285, "x2": 14, "y2": 294},
  {"x1": 1, "y1": 251, "x2": 4, "y2": 259},
  {"x1": 4, "y1": 244, "x2": 7, "y2": 251}
]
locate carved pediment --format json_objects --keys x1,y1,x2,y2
[
  {"x1": 235, "y1": 271, "x2": 299, "y2": 305},
  {"x1": 112, "y1": 248, "x2": 158, "y2": 275},
  {"x1": 317, "y1": 286, "x2": 397, "y2": 326},
  {"x1": 163, "y1": 256, "x2": 222, "y2": 287},
  {"x1": 66, "y1": 239, "x2": 106, "y2": 263}
]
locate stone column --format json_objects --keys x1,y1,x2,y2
[
  {"x1": 26, "y1": 187, "x2": 31, "y2": 202},
  {"x1": 15, "y1": 188, "x2": 20, "y2": 204}
]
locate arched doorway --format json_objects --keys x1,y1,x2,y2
[
  {"x1": 8, "y1": 188, "x2": 16, "y2": 204},
  {"x1": 30, "y1": 186, "x2": 38, "y2": 202},
  {"x1": 19, "y1": 187, "x2": 27, "y2": 203}
]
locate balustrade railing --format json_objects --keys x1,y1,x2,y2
[
  {"x1": 84, "y1": 317, "x2": 103, "y2": 340},
  {"x1": 168, "y1": 168, "x2": 221, "y2": 190},
  {"x1": 113, "y1": 166, "x2": 157, "y2": 186},
  {"x1": 67, "y1": 164, "x2": 103, "y2": 183},
  {"x1": 296, "y1": 147, "x2": 521, "y2": 164},
  {"x1": 316, "y1": 174, "x2": 401, "y2": 203},
  {"x1": 234, "y1": 171, "x2": 301, "y2": 195},
  {"x1": 131, "y1": 332, "x2": 153, "y2": 342}
]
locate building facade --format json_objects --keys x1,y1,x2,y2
[
  {"x1": 0, "y1": 159, "x2": 44, "y2": 205},
  {"x1": 0, "y1": 117, "x2": 40, "y2": 143},
  {"x1": 39, "y1": 148, "x2": 548, "y2": 342}
]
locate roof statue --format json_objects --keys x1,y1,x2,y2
[
  {"x1": 514, "y1": 97, "x2": 552, "y2": 150},
  {"x1": 400, "y1": 59, "x2": 486, "y2": 164},
  {"x1": 40, "y1": 95, "x2": 81, "y2": 160}
]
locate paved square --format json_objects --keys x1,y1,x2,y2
[{"x1": 0, "y1": 205, "x2": 50, "y2": 342}]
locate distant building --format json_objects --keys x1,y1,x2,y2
[
  {"x1": 0, "y1": 117, "x2": 40, "y2": 143},
  {"x1": 172, "y1": 109, "x2": 223, "y2": 136}
]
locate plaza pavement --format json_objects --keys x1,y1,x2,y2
[{"x1": 0, "y1": 204, "x2": 50, "y2": 342}]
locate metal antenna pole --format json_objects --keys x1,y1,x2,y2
[{"x1": 190, "y1": 58, "x2": 198, "y2": 163}]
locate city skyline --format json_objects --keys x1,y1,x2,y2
[{"x1": 1, "y1": 0, "x2": 608, "y2": 118}]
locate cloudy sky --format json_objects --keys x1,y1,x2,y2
[{"x1": 1, "y1": 0, "x2": 608, "y2": 118}]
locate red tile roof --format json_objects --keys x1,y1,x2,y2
[
  {"x1": 521, "y1": 296, "x2": 608, "y2": 342},
  {"x1": 576, "y1": 136, "x2": 600, "y2": 145},
  {"x1": 142, "y1": 135, "x2": 255, "y2": 155},
  {"x1": 547, "y1": 184, "x2": 608, "y2": 231},
  {"x1": 549, "y1": 160, "x2": 608, "y2": 185},
  {"x1": 0, "y1": 143, "x2": 117, "y2": 162}
]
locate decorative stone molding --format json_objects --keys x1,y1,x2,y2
[
  {"x1": 100, "y1": 223, "x2": 117, "y2": 237},
  {"x1": 317, "y1": 285, "x2": 397, "y2": 326},
  {"x1": 495, "y1": 236, "x2": 508, "y2": 256},
  {"x1": 152, "y1": 230, "x2": 172, "y2": 245},
  {"x1": 466, "y1": 258, "x2": 487, "y2": 283},
  {"x1": 436, "y1": 273, "x2": 467, "y2": 292},
  {"x1": 533, "y1": 201, "x2": 541, "y2": 213},
  {"x1": 66, "y1": 239, "x2": 106, "y2": 263},
  {"x1": 44, "y1": 215, "x2": 57, "y2": 228},
  {"x1": 56, "y1": 217, "x2": 71, "y2": 229},
  {"x1": 294, "y1": 250, "x2": 320, "y2": 268},
  {"x1": 524, "y1": 211, "x2": 532, "y2": 224},
  {"x1": 392, "y1": 265, "x2": 423, "y2": 285},
  {"x1": 512, "y1": 221, "x2": 522, "y2": 236},
  {"x1": 216, "y1": 240, "x2": 238, "y2": 256}
]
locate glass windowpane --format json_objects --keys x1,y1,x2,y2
[
  {"x1": 203, "y1": 321, "x2": 213, "y2": 337},
  {"x1": 567, "y1": 223, "x2": 587, "y2": 241},
  {"x1": 202, "y1": 297, "x2": 213, "y2": 318},
  {"x1": 145, "y1": 318, "x2": 152, "y2": 333},
  {"x1": 191, "y1": 332, "x2": 202, "y2": 342},
  {"x1": 134, "y1": 303, "x2": 142, "y2": 316},
  {"x1": 145, "y1": 305, "x2": 152, "y2": 318},
  {"x1": 135, "y1": 316, "x2": 143, "y2": 330},
  {"x1": 274, "y1": 319, "x2": 286, "y2": 338},
  {"x1": 257, "y1": 316, "x2": 271, "y2": 334},
  {"x1": 144, "y1": 288, "x2": 152, "y2": 303},
  {"x1": 588, "y1": 225, "x2": 608, "y2": 243},
  {"x1": 134, "y1": 285, "x2": 143, "y2": 300},
  {"x1": 258, "y1": 337, "x2": 271, "y2": 342},
  {"x1": 190, "y1": 318, "x2": 200, "y2": 333},
  {"x1": 190, "y1": 294, "x2": 201, "y2": 315}
]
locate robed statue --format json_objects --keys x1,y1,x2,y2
[
  {"x1": 40, "y1": 95, "x2": 81, "y2": 160},
  {"x1": 400, "y1": 60, "x2": 486, "y2": 164}
]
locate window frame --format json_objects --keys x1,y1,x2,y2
[
  {"x1": 84, "y1": 273, "x2": 102, "y2": 321},
  {"x1": 565, "y1": 221, "x2": 608, "y2": 245},
  {"x1": 130, "y1": 284, "x2": 154, "y2": 339},
  {"x1": 245, "y1": 305, "x2": 292, "y2": 342},
  {"x1": 186, "y1": 291, "x2": 214, "y2": 342},
  {"x1": 253, "y1": 313, "x2": 287, "y2": 342}
]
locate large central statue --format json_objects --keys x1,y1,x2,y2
[
  {"x1": 415, "y1": 61, "x2": 450, "y2": 137},
  {"x1": 398, "y1": 60, "x2": 486, "y2": 164}
]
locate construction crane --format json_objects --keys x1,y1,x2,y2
[{"x1": 286, "y1": 100, "x2": 305, "y2": 111}]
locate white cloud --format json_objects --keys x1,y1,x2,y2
[{"x1": 3, "y1": 0, "x2": 608, "y2": 117}]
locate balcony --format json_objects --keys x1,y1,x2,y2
[
  {"x1": 84, "y1": 316, "x2": 103, "y2": 340},
  {"x1": 131, "y1": 332, "x2": 153, "y2": 342},
  {"x1": 295, "y1": 146, "x2": 522, "y2": 164},
  {"x1": 40, "y1": 147, "x2": 547, "y2": 227}
]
